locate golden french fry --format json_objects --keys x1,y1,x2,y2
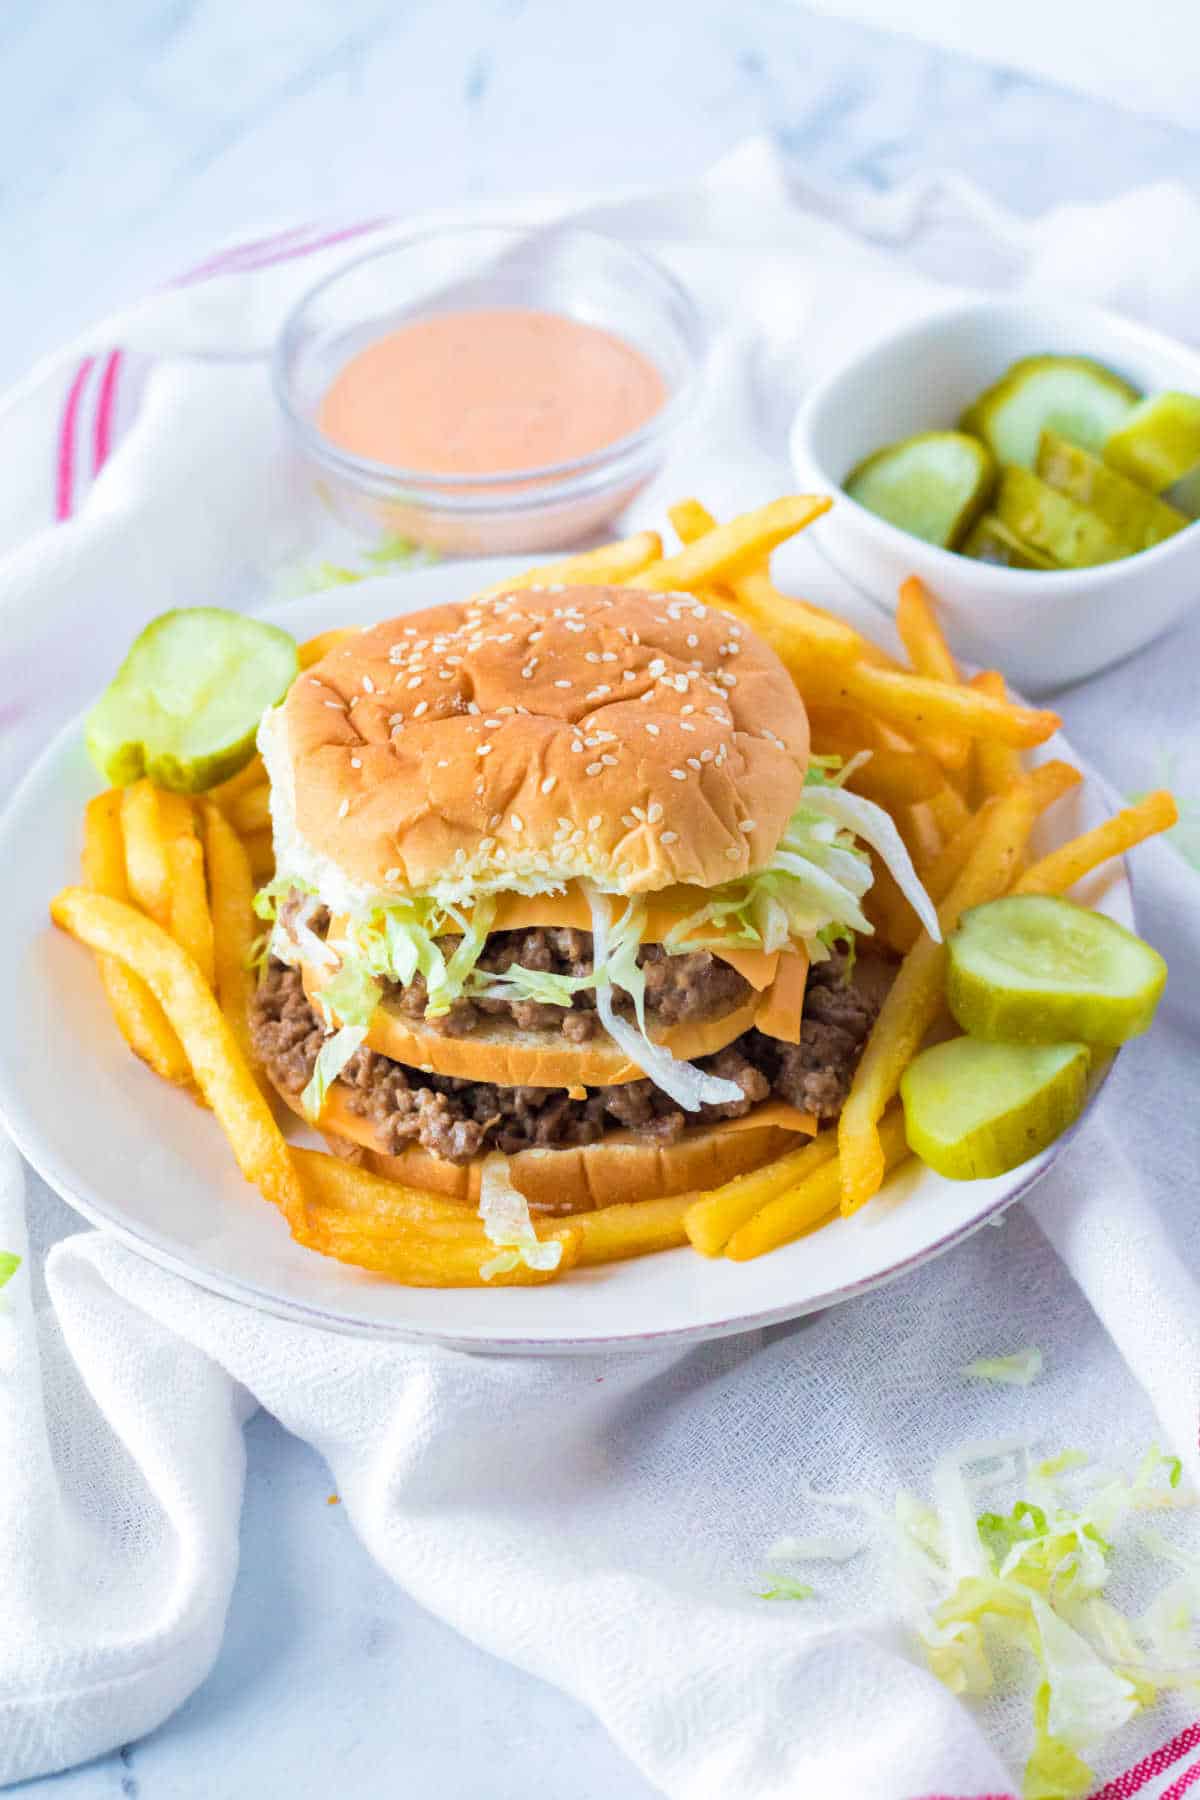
[
  {"x1": 727, "y1": 1108, "x2": 911, "y2": 1261},
  {"x1": 207, "y1": 754, "x2": 266, "y2": 811},
  {"x1": 969, "y1": 672, "x2": 1021, "y2": 802},
  {"x1": 291, "y1": 1144, "x2": 474, "y2": 1226},
  {"x1": 50, "y1": 889, "x2": 305, "y2": 1229},
  {"x1": 863, "y1": 854, "x2": 921, "y2": 957},
  {"x1": 241, "y1": 827, "x2": 275, "y2": 883},
  {"x1": 82, "y1": 793, "x2": 196, "y2": 1090},
  {"x1": 896, "y1": 576, "x2": 960, "y2": 684},
  {"x1": 299, "y1": 628, "x2": 358, "y2": 670},
  {"x1": 923, "y1": 760, "x2": 1083, "y2": 901},
  {"x1": 802, "y1": 662, "x2": 1061, "y2": 753},
  {"x1": 848, "y1": 749, "x2": 945, "y2": 812},
  {"x1": 119, "y1": 779, "x2": 172, "y2": 927},
  {"x1": 161, "y1": 795, "x2": 215, "y2": 990},
  {"x1": 1013, "y1": 790, "x2": 1179, "y2": 897},
  {"x1": 203, "y1": 802, "x2": 263, "y2": 1081},
  {"x1": 926, "y1": 780, "x2": 971, "y2": 844},
  {"x1": 573, "y1": 1193, "x2": 696, "y2": 1265},
  {"x1": 902, "y1": 802, "x2": 942, "y2": 869},
  {"x1": 631, "y1": 496, "x2": 832, "y2": 592},
  {"x1": 472, "y1": 530, "x2": 664, "y2": 602},
  {"x1": 685, "y1": 1131, "x2": 839, "y2": 1257},
  {"x1": 838, "y1": 782, "x2": 1037, "y2": 1214},
  {"x1": 300, "y1": 1206, "x2": 581, "y2": 1285},
  {"x1": 228, "y1": 783, "x2": 271, "y2": 837}
]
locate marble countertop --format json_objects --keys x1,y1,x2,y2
[{"x1": 10, "y1": 4, "x2": 1198, "y2": 1796}]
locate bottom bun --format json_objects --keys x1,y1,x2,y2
[{"x1": 303, "y1": 1082, "x2": 817, "y2": 1216}]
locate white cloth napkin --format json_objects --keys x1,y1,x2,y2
[{"x1": 3, "y1": 138, "x2": 1200, "y2": 1798}]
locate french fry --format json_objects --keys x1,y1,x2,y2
[
  {"x1": 896, "y1": 576, "x2": 960, "y2": 684},
  {"x1": 161, "y1": 794, "x2": 215, "y2": 990},
  {"x1": 120, "y1": 779, "x2": 172, "y2": 927},
  {"x1": 802, "y1": 662, "x2": 1061, "y2": 753},
  {"x1": 902, "y1": 802, "x2": 942, "y2": 870},
  {"x1": 667, "y1": 497, "x2": 879, "y2": 668},
  {"x1": 863, "y1": 854, "x2": 922, "y2": 957},
  {"x1": 203, "y1": 802, "x2": 262, "y2": 1081},
  {"x1": 848, "y1": 750, "x2": 946, "y2": 813},
  {"x1": 228, "y1": 783, "x2": 271, "y2": 837},
  {"x1": 685, "y1": 1131, "x2": 840, "y2": 1257},
  {"x1": 926, "y1": 780, "x2": 971, "y2": 844},
  {"x1": 241, "y1": 827, "x2": 275, "y2": 883},
  {"x1": 573, "y1": 1193, "x2": 697, "y2": 1265},
  {"x1": 300, "y1": 1205, "x2": 581, "y2": 1286},
  {"x1": 472, "y1": 530, "x2": 664, "y2": 602},
  {"x1": 727, "y1": 1108, "x2": 911, "y2": 1261},
  {"x1": 208, "y1": 754, "x2": 266, "y2": 812},
  {"x1": 969, "y1": 672, "x2": 1021, "y2": 802},
  {"x1": 630, "y1": 496, "x2": 832, "y2": 591},
  {"x1": 838, "y1": 782, "x2": 1037, "y2": 1214},
  {"x1": 49, "y1": 889, "x2": 305, "y2": 1230},
  {"x1": 290, "y1": 1145, "x2": 474, "y2": 1226},
  {"x1": 81, "y1": 793, "x2": 195, "y2": 1090},
  {"x1": 1013, "y1": 790, "x2": 1178, "y2": 897},
  {"x1": 299, "y1": 628, "x2": 358, "y2": 670},
  {"x1": 923, "y1": 760, "x2": 1082, "y2": 901}
]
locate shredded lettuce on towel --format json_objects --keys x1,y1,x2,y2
[
  {"x1": 762, "y1": 1440, "x2": 1198, "y2": 1798},
  {"x1": 961, "y1": 1347, "x2": 1045, "y2": 1387},
  {"x1": 256, "y1": 768, "x2": 938, "y2": 1100},
  {"x1": 0, "y1": 1252, "x2": 20, "y2": 1289}
]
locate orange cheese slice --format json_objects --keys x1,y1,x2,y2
[{"x1": 754, "y1": 948, "x2": 809, "y2": 1045}]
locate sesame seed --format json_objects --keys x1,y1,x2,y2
[
  {"x1": 700, "y1": 748, "x2": 714, "y2": 763},
  {"x1": 476, "y1": 743, "x2": 492, "y2": 756},
  {"x1": 661, "y1": 830, "x2": 679, "y2": 845},
  {"x1": 725, "y1": 847, "x2": 742, "y2": 861},
  {"x1": 588, "y1": 814, "x2": 603, "y2": 830},
  {"x1": 687, "y1": 757, "x2": 701, "y2": 771},
  {"x1": 564, "y1": 621, "x2": 585, "y2": 633},
  {"x1": 437, "y1": 759, "x2": 450, "y2": 768},
  {"x1": 570, "y1": 740, "x2": 584, "y2": 754},
  {"x1": 540, "y1": 776, "x2": 557, "y2": 795},
  {"x1": 622, "y1": 670, "x2": 637, "y2": 682},
  {"x1": 622, "y1": 813, "x2": 636, "y2": 829},
  {"x1": 672, "y1": 674, "x2": 690, "y2": 694},
  {"x1": 647, "y1": 802, "x2": 663, "y2": 823},
  {"x1": 601, "y1": 651, "x2": 617, "y2": 663},
  {"x1": 337, "y1": 798, "x2": 350, "y2": 818},
  {"x1": 411, "y1": 700, "x2": 428, "y2": 719},
  {"x1": 648, "y1": 658, "x2": 666, "y2": 678},
  {"x1": 324, "y1": 700, "x2": 344, "y2": 710},
  {"x1": 601, "y1": 754, "x2": 617, "y2": 766},
  {"x1": 586, "y1": 762, "x2": 603, "y2": 776},
  {"x1": 586, "y1": 685, "x2": 611, "y2": 700},
  {"x1": 680, "y1": 721, "x2": 695, "y2": 733},
  {"x1": 670, "y1": 768, "x2": 687, "y2": 782},
  {"x1": 585, "y1": 651, "x2": 601, "y2": 664},
  {"x1": 686, "y1": 634, "x2": 698, "y2": 647},
  {"x1": 483, "y1": 718, "x2": 502, "y2": 728},
  {"x1": 554, "y1": 678, "x2": 572, "y2": 690},
  {"x1": 681, "y1": 704, "x2": 695, "y2": 716},
  {"x1": 510, "y1": 814, "x2": 523, "y2": 832},
  {"x1": 385, "y1": 867, "x2": 400, "y2": 881},
  {"x1": 739, "y1": 819, "x2": 757, "y2": 832},
  {"x1": 362, "y1": 675, "x2": 375, "y2": 693},
  {"x1": 521, "y1": 665, "x2": 536, "y2": 680},
  {"x1": 645, "y1": 723, "x2": 660, "y2": 736},
  {"x1": 350, "y1": 756, "x2": 362, "y2": 769}
]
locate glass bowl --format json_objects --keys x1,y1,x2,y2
[{"x1": 273, "y1": 222, "x2": 705, "y2": 556}]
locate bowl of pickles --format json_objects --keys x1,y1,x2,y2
[{"x1": 790, "y1": 299, "x2": 1200, "y2": 692}]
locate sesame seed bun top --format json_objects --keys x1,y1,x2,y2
[{"x1": 271, "y1": 584, "x2": 810, "y2": 897}]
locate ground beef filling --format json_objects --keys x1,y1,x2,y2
[{"x1": 251, "y1": 955, "x2": 879, "y2": 1165}]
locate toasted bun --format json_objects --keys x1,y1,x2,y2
[
  {"x1": 309, "y1": 1083, "x2": 815, "y2": 1216},
  {"x1": 299, "y1": 954, "x2": 760, "y2": 1087},
  {"x1": 268, "y1": 585, "x2": 809, "y2": 898}
]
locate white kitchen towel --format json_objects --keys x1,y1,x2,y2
[{"x1": 2, "y1": 138, "x2": 1200, "y2": 1798}]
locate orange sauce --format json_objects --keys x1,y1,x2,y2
[{"x1": 318, "y1": 307, "x2": 667, "y2": 475}]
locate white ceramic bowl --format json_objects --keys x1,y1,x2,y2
[{"x1": 789, "y1": 298, "x2": 1200, "y2": 694}]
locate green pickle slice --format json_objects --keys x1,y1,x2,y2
[
  {"x1": 86, "y1": 607, "x2": 299, "y2": 793},
  {"x1": 1104, "y1": 391, "x2": 1200, "y2": 493},
  {"x1": 947, "y1": 894, "x2": 1167, "y2": 1046},
  {"x1": 844, "y1": 431, "x2": 995, "y2": 547},
  {"x1": 961, "y1": 355, "x2": 1140, "y2": 469},
  {"x1": 1036, "y1": 430, "x2": 1186, "y2": 552},
  {"x1": 901, "y1": 1038, "x2": 1091, "y2": 1181},
  {"x1": 959, "y1": 514, "x2": 1058, "y2": 569},
  {"x1": 995, "y1": 467, "x2": 1122, "y2": 568}
]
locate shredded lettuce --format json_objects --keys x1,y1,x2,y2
[
  {"x1": 0, "y1": 1252, "x2": 20, "y2": 1289},
  {"x1": 962, "y1": 1347, "x2": 1045, "y2": 1387},
  {"x1": 477, "y1": 1154, "x2": 563, "y2": 1279},
  {"x1": 756, "y1": 1575, "x2": 814, "y2": 1601},
  {"x1": 300, "y1": 1024, "x2": 368, "y2": 1121}
]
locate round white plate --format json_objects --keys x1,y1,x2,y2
[{"x1": 0, "y1": 559, "x2": 1126, "y2": 1352}]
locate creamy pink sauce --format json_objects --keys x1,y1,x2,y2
[{"x1": 318, "y1": 306, "x2": 667, "y2": 475}]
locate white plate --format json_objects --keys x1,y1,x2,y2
[{"x1": 0, "y1": 559, "x2": 1127, "y2": 1352}]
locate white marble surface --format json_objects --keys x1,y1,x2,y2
[{"x1": 8, "y1": 5, "x2": 1200, "y2": 1797}]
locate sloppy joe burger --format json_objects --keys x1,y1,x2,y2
[{"x1": 251, "y1": 585, "x2": 938, "y2": 1215}]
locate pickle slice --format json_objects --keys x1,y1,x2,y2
[
  {"x1": 960, "y1": 514, "x2": 1058, "y2": 569},
  {"x1": 947, "y1": 894, "x2": 1167, "y2": 1046},
  {"x1": 1104, "y1": 392, "x2": 1200, "y2": 493},
  {"x1": 995, "y1": 467, "x2": 1122, "y2": 568},
  {"x1": 1165, "y1": 464, "x2": 1200, "y2": 519},
  {"x1": 86, "y1": 608, "x2": 299, "y2": 793},
  {"x1": 901, "y1": 1037, "x2": 1090, "y2": 1181},
  {"x1": 845, "y1": 431, "x2": 995, "y2": 547},
  {"x1": 1037, "y1": 430, "x2": 1186, "y2": 552},
  {"x1": 961, "y1": 355, "x2": 1140, "y2": 469}
]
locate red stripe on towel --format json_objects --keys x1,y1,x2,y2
[{"x1": 55, "y1": 357, "x2": 95, "y2": 521}]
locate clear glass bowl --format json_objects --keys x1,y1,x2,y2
[{"x1": 273, "y1": 222, "x2": 705, "y2": 556}]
